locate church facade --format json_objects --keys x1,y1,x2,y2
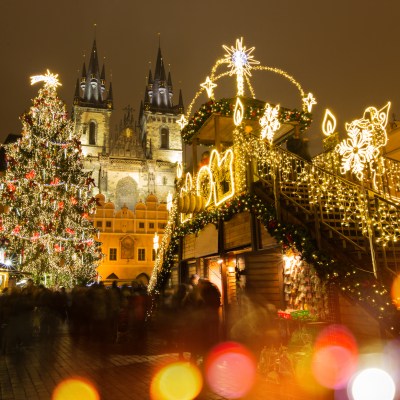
[{"x1": 72, "y1": 40, "x2": 183, "y2": 284}]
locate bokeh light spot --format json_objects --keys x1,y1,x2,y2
[
  {"x1": 311, "y1": 324, "x2": 358, "y2": 389},
  {"x1": 150, "y1": 361, "x2": 203, "y2": 400},
  {"x1": 391, "y1": 275, "x2": 400, "y2": 309},
  {"x1": 52, "y1": 377, "x2": 99, "y2": 400},
  {"x1": 204, "y1": 341, "x2": 256, "y2": 399},
  {"x1": 312, "y1": 345, "x2": 357, "y2": 389},
  {"x1": 351, "y1": 368, "x2": 396, "y2": 400}
]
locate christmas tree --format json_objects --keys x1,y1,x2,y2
[{"x1": 0, "y1": 70, "x2": 101, "y2": 287}]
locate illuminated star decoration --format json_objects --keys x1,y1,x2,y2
[
  {"x1": 176, "y1": 114, "x2": 188, "y2": 129},
  {"x1": 200, "y1": 76, "x2": 218, "y2": 99},
  {"x1": 259, "y1": 103, "x2": 281, "y2": 142},
  {"x1": 223, "y1": 37, "x2": 259, "y2": 96},
  {"x1": 30, "y1": 69, "x2": 62, "y2": 90},
  {"x1": 303, "y1": 92, "x2": 317, "y2": 113}
]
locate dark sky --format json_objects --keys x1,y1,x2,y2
[{"x1": 2, "y1": 0, "x2": 400, "y2": 155}]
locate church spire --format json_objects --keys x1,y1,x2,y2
[
  {"x1": 74, "y1": 39, "x2": 110, "y2": 109},
  {"x1": 142, "y1": 44, "x2": 183, "y2": 114}
]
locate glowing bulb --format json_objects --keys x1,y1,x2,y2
[
  {"x1": 166, "y1": 191, "x2": 173, "y2": 212},
  {"x1": 176, "y1": 162, "x2": 183, "y2": 179},
  {"x1": 351, "y1": 368, "x2": 395, "y2": 400}
]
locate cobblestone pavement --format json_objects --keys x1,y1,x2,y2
[{"x1": 0, "y1": 324, "x2": 334, "y2": 400}]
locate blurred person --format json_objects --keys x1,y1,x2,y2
[{"x1": 230, "y1": 293, "x2": 279, "y2": 357}]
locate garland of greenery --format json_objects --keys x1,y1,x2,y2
[
  {"x1": 154, "y1": 192, "x2": 400, "y2": 335},
  {"x1": 181, "y1": 98, "x2": 313, "y2": 144}
]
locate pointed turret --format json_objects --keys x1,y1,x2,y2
[
  {"x1": 106, "y1": 82, "x2": 113, "y2": 109},
  {"x1": 167, "y1": 71, "x2": 172, "y2": 88},
  {"x1": 74, "y1": 78, "x2": 80, "y2": 105},
  {"x1": 144, "y1": 86, "x2": 150, "y2": 111},
  {"x1": 178, "y1": 89, "x2": 184, "y2": 114},
  {"x1": 142, "y1": 45, "x2": 183, "y2": 114},
  {"x1": 75, "y1": 40, "x2": 109, "y2": 109},
  {"x1": 154, "y1": 47, "x2": 163, "y2": 80},
  {"x1": 100, "y1": 64, "x2": 106, "y2": 93},
  {"x1": 139, "y1": 100, "x2": 144, "y2": 120},
  {"x1": 80, "y1": 62, "x2": 87, "y2": 90}
]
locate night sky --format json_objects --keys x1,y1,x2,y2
[{"x1": 2, "y1": 0, "x2": 400, "y2": 155}]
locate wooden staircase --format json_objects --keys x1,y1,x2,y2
[{"x1": 252, "y1": 146, "x2": 400, "y2": 336}]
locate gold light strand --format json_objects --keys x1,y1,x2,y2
[
  {"x1": 244, "y1": 75, "x2": 256, "y2": 99},
  {"x1": 253, "y1": 65, "x2": 305, "y2": 99}
]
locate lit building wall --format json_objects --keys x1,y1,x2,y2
[{"x1": 92, "y1": 193, "x2": 168, "y2": 284}]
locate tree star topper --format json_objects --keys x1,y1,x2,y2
[
  {"x1": 223, "y1": 37, "x2": 259, "y2": 96},
  {"x1": 303, "y1": 92, "x2": 317, "y2": 113},
  {"x1": 200, "y1": 76, "x2": 217, "y2": 99},
  {"x1": 30, "y1": 69, "x2": 62, "y2": 90}
]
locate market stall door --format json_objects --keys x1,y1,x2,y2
[{"x1": 243, "y1": 247, "x2": 284, "y2": 310}]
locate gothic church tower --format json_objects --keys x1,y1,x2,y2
[
  {"x1": 139, "y1": 45, "x2": 184, "y2": 164},
  {"x1": 73, "y1": 40, "x2": 113, "y2": 157}
]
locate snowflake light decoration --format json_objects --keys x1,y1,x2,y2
[
  {"x1": 223, "y1": 37, "x2": 259, "y2": 96},
  {"x1": 337, "y1": 102, "x2": 390, "y2": 184},
  {"x1": 337, "y1": 124, "x2": 377, "y2": 180},
  {"x1": 259, "y1": 103, "x2": 281, "y2": 142}
]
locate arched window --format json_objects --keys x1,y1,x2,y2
[
  {"x1": 89, "y1": 121, "x2": 96, "y2": 145},
  {"x1": 160, "y1": 127, "x2": 169, "y2": 149}
]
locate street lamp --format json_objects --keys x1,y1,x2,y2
[
  {"x1": 166, "y1": 191, "x2": 173, "y2": 212},
  {"x1": 153, "y1": 232, "x2": 159, "y2": 253}
]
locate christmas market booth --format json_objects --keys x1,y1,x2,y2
[{"x1": 148, "y1": 38, "x2": 400, "y2": 368}]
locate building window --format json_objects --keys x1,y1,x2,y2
[
  {"x1": 89, "y1": 121, "x2": 96, "y2": 145},
  {"x1": 139, "y1": 222, "x2": 145, "y2": 229},
  {"x1": 109, "y1": 248, "x2": 117, "y2": 261},
  {"x1": 160, "y1": 127, "x2": 169, "y2": 149},
  {"x1": 162, "y1": 176, "x2": 167, "y2": 185},
  {"x1": 158, "y1": 223, "x2": 166, "y2": 230},
  {"x1": 149, "y1": 222, "x2": 154, "y2": 229},
  {"x1": 138, "y1": 248, "x2": 146, "y2": 261},
  {"x1": 106, "y1": 221, "x2": 112, "y2": 228},
  {"x1": 96, "y1": 221, "x2": 102, "y2": 228},
  {"x1": 152, "y1": 249, "x2": 157, "y2": 261}
]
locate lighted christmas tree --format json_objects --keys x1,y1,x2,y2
[{"x1": 0, "y1": 70, "x2": 101, "y2": 287}]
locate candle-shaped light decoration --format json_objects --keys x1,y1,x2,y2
[
  {"x1": 233, "y1": 97, "x2": 244, "y2": 126},
  {"x1": 176, "y1": 162, "x2": 183, "y2": 179},
  {"x1": 322, "y1": 109, "x2": 337, "y2": 136}
]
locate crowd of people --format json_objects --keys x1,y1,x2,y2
[
  {"x1": 0, "y1": 276, "x2": 222, "y2": 359},
  {"x1": 0, "y1": 275, "x2": 280, "y2": 364},
  {"x1": 0, "y1": 279, "x2": 151, "y2": 354}
]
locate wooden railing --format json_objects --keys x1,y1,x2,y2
[{"x1": 255, "y1": 145, "x2": 400, "y2": 281}]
